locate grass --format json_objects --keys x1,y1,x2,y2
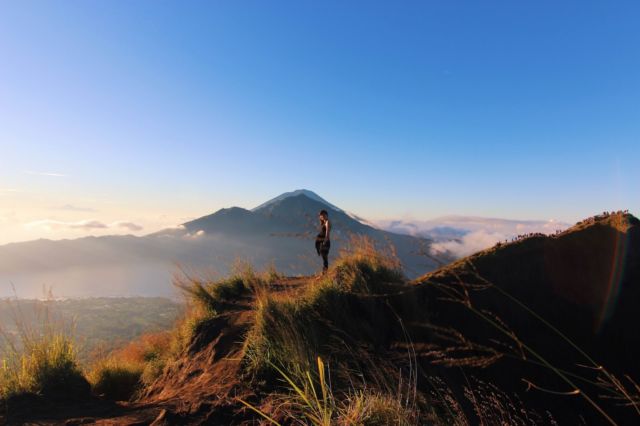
[
  {"x1": 83, "y1": 260, "x2": 279, "y2": 402},
  {"x1": 240, "y1": 237, "x2": 428, "y2": 422},
  {"x1": 418, "y1": 263, "x2": 640, "y2": 424},
  {"x1": 244, "y1": 236, "x2": 407, "y2": 373},
  {"x1": 0, "y1": 299, "x2": 89, "y2": 405},
  {"x1": 86, "y1": 360, "x2": 143, "y2": 401},
  {"x1": 239, "y1": 356, "x2": 420, "y2": 425},
  {"x1": 85, "y1": 330, "x2": 173, "y2": 400}
]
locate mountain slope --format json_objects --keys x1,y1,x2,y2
[{"x1": 414, "y1": 211, "x2": 640, "y2": 378}]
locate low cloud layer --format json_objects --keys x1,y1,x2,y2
[
  {"x1": 374, "y1": 216, "x2": 571, "y2": 258},
  {"x1": 430, "y1": 230, "x2": 507, "y2": 257}
]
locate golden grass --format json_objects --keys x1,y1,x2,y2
[
  {"x1": 239, "y1": 356, "x2": 419, "y2": 426},
  {"x1": 0, "y1": 299, "x2": 88, "y2": 403}
]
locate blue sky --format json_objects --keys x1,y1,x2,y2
[{"x1": 1, "y1": 1, "x2": 638, "y2": 243}]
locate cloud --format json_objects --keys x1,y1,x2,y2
[
  {"x1": 374, "y1": 215, "x2": 571, "y2": 258},
  {"x1": 24, "y1": 170, "x2": 67, "y2": 177},
  {"x1": 0, "y1": 188, "x2": 19, "y2": 194},
  {"x1": 430, "y1": 230, "x2": 507, "y2": 258},
  {"x1": 71, "y1": 220, "x2": 108, "y2": 230},
  {"x1": 58, "y1": 204, "x2": 97, "y2": 212},
  {"x1": 184, "y1": 229, "x2": 206, "y2": 239},
  {"x1": 26, "y1": 219, "x2": 108, "y2": 231},
  {"x1": 25, "y1": 219, "x2": 144, "y2": 233},
  {"x1": 112, "y1": 221, "x2": 144, "y2": 231}
]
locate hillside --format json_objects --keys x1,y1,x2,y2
[
  {"x1": 2, "y1": 212, "x2": 638, "y2": 424},
  {"x1": 417, "y1": 211, "x2": 640, "y2": 375}
]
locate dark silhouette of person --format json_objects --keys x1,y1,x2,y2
[{"x1": 315, "y1": 209, "x2": 331, "y2": 274}]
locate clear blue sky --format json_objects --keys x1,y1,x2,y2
[{"x1": 1, "y1": 1, "x2": 638, "y2": 243}]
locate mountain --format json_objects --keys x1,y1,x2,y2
[
  {"x1": 8, "y1": 211, "x2": 638, "y2": 424},
  {"x1": 0, "y1": 190, "x2": 446, "y2": 298},
  {"x1": 180, "y1": 191, "x2": 372, "y2": 237},
  {"x1": 251, "y1": 189, "x2": 344, "y2": 213}
]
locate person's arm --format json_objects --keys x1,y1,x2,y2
[{"x1": 325, "y1": 220, "x2": 331, "y2": 241}]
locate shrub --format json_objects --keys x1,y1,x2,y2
[
  {"x1": 0, "y1": 332, "x2": 89, "y2": 402},
  {"x1": 0, "y1": 299, "x2": 89, "y2": 404},
  {"x1": 85, "y1": 330, "x2": 174, "y2": 400},
  {"x1": 87, "y1": 360, "x2": 143, "y2": 401}
]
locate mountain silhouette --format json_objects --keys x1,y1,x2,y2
[{"x1": 182, "y1": 191, "x2": 375, "y2": 237}]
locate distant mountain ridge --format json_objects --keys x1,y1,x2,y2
[{"x1": 0, "y1": 190, "x2": 445, "y2": 298}]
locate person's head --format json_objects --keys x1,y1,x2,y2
[{"x1": 319, "y1": 210, "x2": 328, "y2": 221}]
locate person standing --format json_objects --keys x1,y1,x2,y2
[{"x1": 315, "y1": 209, "x2": 331, "y2": 274}]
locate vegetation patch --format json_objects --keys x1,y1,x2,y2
[
  {"x1": 0, "y1": 331, "x2": 89, "y2": 405},
  {"x1": 243, "y1": 243, "x2": 411, "y2": 391}
]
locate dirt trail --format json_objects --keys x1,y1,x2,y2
[{"x1": 4, "y1": 276, "x2": 313, "y2": 426}]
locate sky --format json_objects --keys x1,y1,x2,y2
[{"x1": 1, "y1": 1, "x2": 639, "y2": 244}]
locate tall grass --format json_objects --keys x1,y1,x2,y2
[
  {"x1": 85, "y1": 331, "x2": 173, "y2": 400},
  {"x1": 420, "y1": 262, "x2": 640, "y2": 424},
  {"x1": 239, "y1": 356, "x2": 420, "y2": 425},
  {"x1": 0, "y1": 297, "x2": 88, "y2": 403},
  {"x1": 243, "y1": 236, "x2": 407, "y2": 378},
  {"x1": 83, "y1": 260, "x2": 279, "y2": 402}
]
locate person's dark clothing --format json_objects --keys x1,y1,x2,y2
[{"x1": 316, "y1": 221, "x2": 330, "y2": 271}]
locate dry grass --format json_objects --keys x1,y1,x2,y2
[
  {"x1": 0, "y1": 298, "x2": 88, "y2": 404},
  {"x1": 85, "y1": 330, "x2": 174, "y2": 400},
  {"x1": 240, "y1": 356, "x2": 421, "y2": 426},
  {"x1": 418, "y1": 264, "x2": 640, "y2": 424}
]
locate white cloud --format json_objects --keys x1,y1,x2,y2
[
  {"x1": 374, "y1": 215, "x2": 571, "y2": 258},
  {"x1": 431, "y1": 230, "x2": 507, "y2": 258},
  {"x1": 184, "y1": 229, "x2": 206, "y2": 239}
]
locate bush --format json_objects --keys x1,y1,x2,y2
[
  {"x1": 0, "y1": 332, "x2": 89, "y2": 402},
  {"x1": 87, "y1": 361, "x2": 143, "y2": 401},
  {"x1": 85, "y1": 330, "x2": 174, "y2": 400}
]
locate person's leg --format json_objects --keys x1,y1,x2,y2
[{"x1": 321, "y1": 250, "x2": 329, "y2": 272}]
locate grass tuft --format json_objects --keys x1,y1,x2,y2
[
  {"x1": 86, "y1": 360, "x2": 143, "y2": 401},
  {"x1": 0, "y1": 300, "x2": 89, "y2": 404}
]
